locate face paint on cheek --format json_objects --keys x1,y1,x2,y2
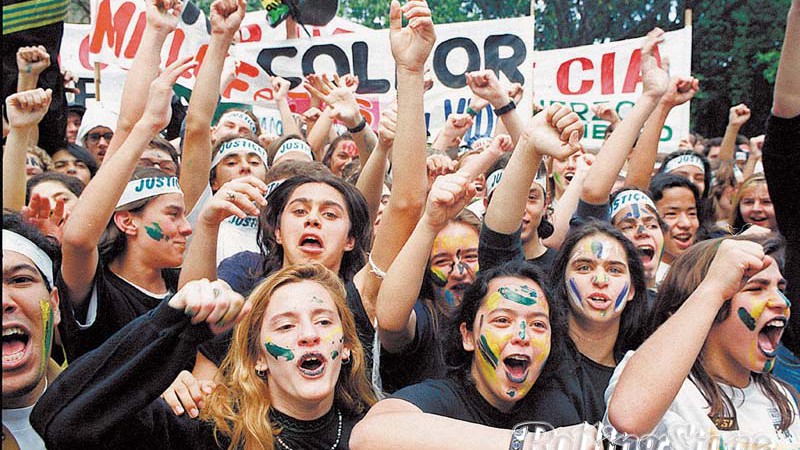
[
  {"x1": 763, "y1": 359, "x2": 774, "y2": 373},
  {"x1": 614, "y1": 282, "x2": 629, "y2": 313},
  {"x1": 39, "y1": 299, "x2": 54, "y2": 377},
  {"x1": 568, "y1": 278, "x2": 583, "y2": 310},
  {"x1": 331, "y1": 350, "x2": 339, "y2": 360},
  {"x1": 477, "y1": 334, "x2": 499, "y2": 370},
  {"x1": 778, "y1": 291, "x2": 792, "y2": 308},
  {"x1": 265, "y1": 341, "x2": 295, "y2": 361},
  {"x1": 737, "y1": 307, "x2": 757, "y2": 331},
  {"x1": 430, "y1": 267, "x2": 448, "y2": 287},
  {"x1": 498, "y1": 285, "x2": 538, "y2": 306},
  {"x1": 553, "y1": 171, "x2": 564, "y2": 189},
  {"x1": 145, "y1": 222, "x2": 168, "y2": 241}
]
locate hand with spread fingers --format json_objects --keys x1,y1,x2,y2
[
  {"x1": 199, "y1": 176, "x2": 268, "y2": 227},
  {"x1": 640, "y1": 27, "x2": 670, "y2": 100},
  {"x1": 303, "y1": 73, "x2": 363, "y2": 128},
  {"x1": 141, "y1": 56, "x2": 198, "y2": 132},
  {"x1": 389, "y1": 0, "x2": 436, "y2": 72},
  {"x1": 161, "y1": 370, "x2": 217, "y2": 418},
  {"x1": 168, "y1": 278, "x2": 252, "y2": 334},
  {"x1": 21, "y1": 194, "x2": 68, "y2": 243}
]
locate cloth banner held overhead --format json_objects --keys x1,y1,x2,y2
[{"x1": 533, "y1": 27, "x2": 692, "y2": 152}]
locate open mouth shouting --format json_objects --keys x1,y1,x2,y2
[
  {"x1": 585, "y1": 292, "x2": 612, "y2": 311},
  {"x1": 298, "y1": 234, "x2": 325, "y2": 255},
  {"x1": 757, "y1": 317, "x2": 786, "y2": 358},
  {"x1": 2, "y1": 325, "x2": 31, "y2": 370},
  {"x1": 636, "y1": 244, "x2": 656, "y2": 266},
  {"x1": 297, "y1": 352, "x2": 327, "y2": 378},
  {"x1": 503, "y1": 354, "x2": 531, "y2": 384}
]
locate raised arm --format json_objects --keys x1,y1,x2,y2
[
  {"x1": 3, "y1": 89, "x2": 52, "y2": 212},
  {"x1": 431, "y1": 112, "x2": 473, "y2": 153},
  {"x1": 541, "y1": 152, "x2": 594, "y2": 250},
  {"x1": 354, "y1": 0, "x2": 435, "y2": 310},
  {"x1": 607, "y1": 240, "x2": 767, "y2": 436},
  {"x1": 773, "y1": 0, "x2": 800, "y2": 118},
  {"x1": 179, "y1": 0, "x2": 245, "y2": 212},
  {"x1": 356, "y1": 103, "x2": 396, "y2": 225},
  {"x1": 176, "y1": 176, "x2": 266, "y2": 288},
  {"x1": 582, "y1": 28, "x2": 668, "y2": 205},
  {"x1": 465, "y1": 70, "x2": 523, "y2": 145},
  {"x1": 269, "y1": 75, "x2": 303, "y2": 138},
  {"x1": 60, "y1": 57, "x2": 197, "y2": 308},
  {"x1": 717, "y1": 104, "x2": 750, "y2": 163},
  {"x1": 16, "y1": 46, "x2": 50, "y2": 92},
  {"x1": 105, "y1": 0, "x2": 182, "y2": 162},
  {"x1": 484, "y1": 103, "x2": 584, "y2": 235},
  {"x1": 626, "y1": 76, "x2": 698, "y2": 190}
]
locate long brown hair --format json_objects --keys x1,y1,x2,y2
[
  {"x1": 201, "y1": 263, "x2": 376, "y2": 450},
  {"x1": 650, "y1": 236, "x2": 796, "y2": 431}
]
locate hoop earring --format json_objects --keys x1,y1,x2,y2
[{"x1": 341, "y1": 355, "x2": 351, "y2": 365}]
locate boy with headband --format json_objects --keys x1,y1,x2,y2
[{"x1": 3, "y1": 212, "x2": 62, "y2": 449}]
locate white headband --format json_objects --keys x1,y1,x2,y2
[
  {"x1": 486, "y1": 169, "x2": 504, "y2": 198},
  {"x1": 273, "y1": 139, "x2": 313, "y2": 162},
  {"x1": 220, "y1": 111, "x2": 258, "y2": 136},
  {"x1": 664, "y1": 154, "x2": 705, "y2": 174},
  {"x1": 211, "y1": 139, "x2": 269, "y2": 170},
  {"x1": 265, "y1": 179, "x2": 286, "y2": 198},
  {"x1": 533, "y1": 172, "x2": 547, "y2": 194},
  {"x1": 609, "y1": 189, "x2": 658, "y2": 221},
  {"x1": 3, "y1": 230, "x2": 54, "y2": 287},
  {"x1": 116, "y1": 176, "x2": 182, "y2": 208}
]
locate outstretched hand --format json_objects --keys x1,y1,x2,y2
[
  {"x1": 168, "y1": 278, "x2": 252, "y2": 334},
  {"x1": 141, "y1": 56, "x2": 197, "y2": 132},
  {"x1": 303, "y1": 73, "x2": 363, "y2": 128},
  {"x1": 640, "y1": 28, "x2": 669, "y2": 100},
  {"x1": 21, "y1": 194, "x2": 68, "y2": 243},
  {"x1": 389, "y1": 0, "x2": 436, "y2": 73}
]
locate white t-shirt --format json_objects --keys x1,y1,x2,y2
[
  {"x1": 186, "y1": 185, "x2": 260, "y2": 266},
  {"x1": 3, "y1": 405, "x2": 46, "y2": 450},
  {"x1": 603, "y1": 351, "x2": 800, "y2": 449}
]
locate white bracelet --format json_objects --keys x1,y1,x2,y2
[{"x1": 367, "y1": 253, "x2": 387, "y2": 279}]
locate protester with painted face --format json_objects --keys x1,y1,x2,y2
[
  {"x1": 605, "y1": 236, "x2": 798, "y2": 447},
  {"x1": 323, "y1": 134, "x2": 359, "y2": 178},
  {"x1": 352, "y1": 261, "x2": 592, "y2": 450},
  {"x1": 57, "y1": 56, "x2": 196, "y2": 361},
  {"x1": 32, "y1": 264, "x2": 377, "y2": 450},
  {"x1": 2, "y1": 212, "x2": 62, "y2": 450}
]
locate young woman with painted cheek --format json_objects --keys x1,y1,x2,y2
[
  {"x1": 32, "y1": 265, "x2": 377, "y2": 450},
  {"x1": 122, "y1": 192, "x2": 192, "y2": 269},
  {"x1": 565, "y1": 234, "x2": 635, "y2": 325},
  {"x1": 730, "y1": 175, "x2": 777, "y2": 232},
  {"x1": 605, "y1": 237, "x2": 798, "y2": 446},
  {"x1": 324, "y1": 138, "x2": 357, "y2": 178},
  {"x1": 466, "y1": 276, "x2": 551, "y2": 406},
  {"x1": 430, "y1": 219, "x2": 480, "y2": 307}
]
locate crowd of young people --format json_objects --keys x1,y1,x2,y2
[{"x1": 3, "y1": 0, "x2": 799, "y2": 448}]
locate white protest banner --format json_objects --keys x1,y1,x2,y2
[
  {"x1": 228, "y1": 16, "x2": 534, "y2": 139},
  {"x1": 533, "y1": 27, "x2": 692, "y2": 152}
]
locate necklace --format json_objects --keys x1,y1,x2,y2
[{"x1": 274, "y1": 409, "x2": 342, "y2": 450}]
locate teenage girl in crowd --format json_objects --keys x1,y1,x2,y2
[
  {"x1": 605, "y1": 236, "x2": 798, "y2": 447},
  {"x1": 729, "y1": 173, "x2": 778, "y2": 233},
  {"x1": 32, "y1": 264, "x2": 377, "y2": 450}
]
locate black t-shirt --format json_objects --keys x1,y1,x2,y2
[
  {"x1": 270, "y1": 406, "x2": 362, "y2": 450},
  {"x1": 392, "y1": 375, "x2": 517, "y2": 428},
  {"x1": 56, "y1": 262, "x2": 180, "y2": 361},
  {"x1": 511, "y1": 341, "x2": 615, "y2": 427},
  {"x1": 478, "y1": 223, "x2": 557, "y2": 274},
  {"x1": 207, "y1": 251, "x2": 446, "y2": 393}
]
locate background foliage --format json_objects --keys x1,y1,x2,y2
[{"x1": 68, "y1": 0, "x2": 792, "y2": 139}]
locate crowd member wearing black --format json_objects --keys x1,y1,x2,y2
[
  {"x1": 352, "y1": 261, "x2": 602, "y2": 449},
  {"x1": 56, "y1": 57, "x2": 197, "y2": 360},
  {"x1": 31, "y1": 264, "x2": 377, "y2": 450},
  {"x1": 763, "y1": 0, "x2": 800, "y2": 376},
  {"x1": 2, "y1": 212, "x2": 62, "y2": 449}
]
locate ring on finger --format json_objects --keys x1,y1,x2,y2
[{"x1": 226, "y1": 191, "x2": 236, "y2": 201}]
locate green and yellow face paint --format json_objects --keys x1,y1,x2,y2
[
  {"x1": 264, "y1": 340, "x2": 295, "y2": 361},
  {"x1": 39, "y1": 299, "x2": 54, "y2": 377}
]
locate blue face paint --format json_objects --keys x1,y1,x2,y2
[
  {"x1": 568, "y1": 278, "x2": 583, "y2": 310},
  {"x1": 631, "y1": 203, "x2": 641, "y2": 219},
  {"x1": 614, "y1": 282, "x2": 629, "y2": 312}
]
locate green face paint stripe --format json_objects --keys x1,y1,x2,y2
[
  {"x1": 507, "y1": 390, "x2": 516, "y2": 397},
  {"x1": 331, "y1": 350, "x2": 339, "y2": 360},
  {"x1": 519, "y1": 321, "x2": 527, "y2": 340},
  {"x1": 737, "y1": 307, "x2": 757, "y2": 331},
  {"x1": 778, "y1": 291, "x2": 792, "y2": 308},
  {"x1": 763, "y1": 359, "x2": 774, "y2": 373},
  {"x1": 265, "y1": 341, "x2": 295, "y2": 361},
  {"x1": 477, "y1": 334, "x2": 499, "y2": 369},
  {"x1": 39, "y1": 300, "x2": 53, "y2": 377},
  {"x1": 144, "y1": 222, "x2": 167, "y2": 241},
  {"x1": 430, "y1": 267, "x2": 448, "y2": 286},
  {"x1": 498, "y1": 286, "x2": 537, "y2": 306},
  {"x1": 553, "y1": 171, "x2": 563, "y2": 189}
]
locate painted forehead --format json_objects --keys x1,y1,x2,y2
[
  {"x1": 484, "y1": 279, "x2": 550, "y2": 315},
  {"x1": 569, "y1": 235, "x2": 627, "y2": 263},
  {"x1": 613, "y1": 203, "x2": 659, "y2": 224}
]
